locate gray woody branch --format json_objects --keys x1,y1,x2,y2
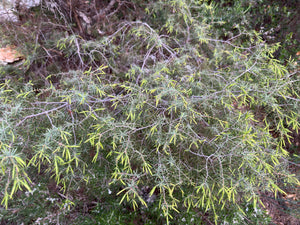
[{"x1": 92, "y1": 0, "x2": 118, "y2": 22}]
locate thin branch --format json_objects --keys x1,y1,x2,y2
[
  {"x1": 92, "y1": 0, "x2": 118, "y2": 22},
  {"x1": 15, "y1": 103, "x2": 68, "y2": 127}
]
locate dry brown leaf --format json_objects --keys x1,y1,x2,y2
[{"x1": 285, "y1": 194, "x2": 297, "y2": 200}]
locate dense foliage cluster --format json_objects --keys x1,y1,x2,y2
[{"x1": 0, "y1": 0, "x2": 299, "y2": 224}]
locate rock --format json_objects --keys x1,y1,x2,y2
[
  {"x1": 0, "y1": 0, "x2": 41, "y2": 22},
  {"x1": 0, "y1": 46, "x2": 25, "y2": 65}
]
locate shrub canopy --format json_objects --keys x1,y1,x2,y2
[{"x1": 0, "y1": 0, "x2": 299, "y2": 224}]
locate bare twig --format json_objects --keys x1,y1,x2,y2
[
  {"x1": 15, "y1": 103, "x2": 68, "y2": 127},
  {"x1": 92, "y1": 0, "x2": 118, "y2": 22}
]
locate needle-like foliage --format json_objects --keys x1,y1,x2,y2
[{"x1": 0, "y1": 0, "x2": 299, "y2": 224}]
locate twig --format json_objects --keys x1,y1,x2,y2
[
  {"x1": 92, "y1": 0, "x2": 118, "y2": 22},
  {"x1": 15, "y1": 103, "x2": 68, "y2": 127}
]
